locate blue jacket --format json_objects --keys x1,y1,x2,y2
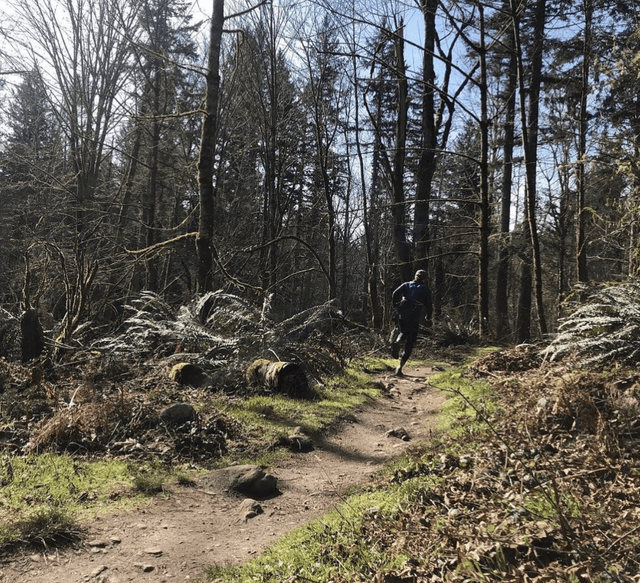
[{"x1": 392, "y1": 281, "x2": 432, "y2": 321}]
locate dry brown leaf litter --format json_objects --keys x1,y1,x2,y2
[
  {"x1": 308, "y1": 346, "x2": 640, "y2": 583},
  {"x1": 0, "y1": 356, "x2": 248, "y2": 463}
]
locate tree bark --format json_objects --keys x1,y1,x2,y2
[
  {"x1": 197, "y1": 0, "x2": 225, "y2": 293},
  {"x1": 576, "y1": 0, "x2": 592, "y2": 283},
  {"x1": 511, "y1": 0, "x2": 548, "y2": 339},
  {"x1": 414, "y1": 0, "x2": 438, "y2": 276},
  {"x1": 246, "y1": 359, "x2": 315, "y2": 399},
  {"x1": 477, "y1": 4, "x2": 490, "y2": 338},
  {"x1": 496, "y1": 6, "x2": 517, "y2": 341},
  {"x1": 390, "y1": 25, "x2": 412, "y2": 283}
]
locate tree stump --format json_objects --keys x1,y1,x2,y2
[
  {"x1": 246, "y1": 359, "x2": 315, "y2": 399},
  {"x1": 21, "y1": 308, "x2": 45, "y2": 363},
  {"x1": 169, "y1": 362, "x2": 204, "y2": 386}
]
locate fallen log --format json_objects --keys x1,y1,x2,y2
[{"x1": 246, "y1": 359, "x2": 315, "y2": 399}]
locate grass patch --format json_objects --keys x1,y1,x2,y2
[
  {"x1": 0, "y1": 453, "x2": 131, "y2": 511},
  {"x1": 0, "y1": 504, "x2": 80, "y2": 549},
  {"x1": 219, "y1": 366, "x2": 382, "y2": 445},
  {"x1": 206, "y1": 486, "x2": 409, "y2": 583},
  {"x1": 0, "y1": 453, "x2": 176, "y2": 548},
  {"x1": 128, "y1": 461, "x2": 168, "y2": 495}
]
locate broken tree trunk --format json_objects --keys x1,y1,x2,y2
[
  {"x1": 246, "y1": 359, "x2": 315, "y2": 399},
  {"x1": 21, "y1": 308, "x2": 45, "y2": 362}
]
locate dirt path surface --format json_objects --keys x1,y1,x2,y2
[{"x1": 0, "y1": 365, "x2": 445, "y2": 583}]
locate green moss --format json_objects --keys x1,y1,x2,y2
[
  {"x1": 220, "y1": 367, "x2": 382, "y2": 444},
  {"x1": 0, "y1": 453, "x2": 180, "y2": 547},
  {"x1": 428, "y1": 366, "x2": 498, "y2": 436}
]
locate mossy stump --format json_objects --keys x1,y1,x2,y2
[{"x1": 169, "y1": 362, "x2": 203, "y2": 386}]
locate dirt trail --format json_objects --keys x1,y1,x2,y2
[{"x1": 0, "y1": 365, "x2": 445, "y2": 583}]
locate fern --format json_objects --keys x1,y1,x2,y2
[
  {"x1": 91, "y1": 291, "x2": 345, "y2": 380},
  {"x1": 544, "y1": 282, "x2": 640, "y2": 365}
]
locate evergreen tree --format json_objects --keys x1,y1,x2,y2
[
  {"x1": 122, "y1": 0, "x2": 201, "y2": 292},
  {"x1": 299, "y1": 14, "x2": 350, "y2": 302},
  {"x1": 0, "y1": 68, "x2": 62, "y2": 306}
]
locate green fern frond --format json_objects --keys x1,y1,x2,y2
[{"x1": 544, "y1": 281, "x2": 640, "y2": 366}]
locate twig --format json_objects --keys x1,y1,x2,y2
[{"x1": 603, "y1": 523, "x2": 640, "y2": 556}]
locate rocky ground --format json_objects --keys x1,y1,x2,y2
[{"x1": 0, "y1": 364, "x2": 445, "y2": 583}]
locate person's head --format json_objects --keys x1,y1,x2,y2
[{"x1": 414, "y1": 269, "x2": 427, "y2": 283}]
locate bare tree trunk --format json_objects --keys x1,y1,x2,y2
[
  {"x1": 390, "y1": 24, "x2": 412, "y2": 283},
  {"x1": 511, "y1": 0, "x2": 548, "y2": 339},
  {"x1": 576, "y1": 0, "x2": 592, "y2": 283},
  {"x1": 197, "y1": 0, "x2": 225, "y2": 293},
  {"x1": 351, "y1": 47, "x2": 382, "y2": 328},
  {"x1": 414, "y1": 0, "x2": 438, "y2": 276},
  {"x1": 477, "y1": 4, "x2": 490, "y2": 338},
  {"x1": 496, "y1": 8, "x2": 517, "y2": 341},
  {"x1": 527, "y1": 0, "x2": 548, "y2": 337}
]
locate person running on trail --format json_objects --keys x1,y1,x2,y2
[{"x1": 390, "y1": 269, "x2": 432, "y2": 376}]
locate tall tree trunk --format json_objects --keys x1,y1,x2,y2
[
  {"x1": 196, "y1": 0, "x2": 224, "y2": 293},
  {"x1": 527, "y1": 0, "x2": 548, "y2": 337},
  {"x1": 576, "y1": 0, "x2": 592, "y2": 283},
  {"x1": 117, "y1": 123, "x2": 143, "y2": 243},
  {"x1": 516, "y1": 259, "x2": 532, "y2": 343},
  {"x1": 630, "y1": 98, "x2": 640, "y2": 276},
  {"x1": 496, "y1": 8, "x2": 517, "y2": 341},
  {"x1": 317, "y1": 142, "x2": 337, "y2": 299},
  {"x1": 266, "y1": 2, "x2": 279, "y2": 297},
  {"x1": 390, "y1": 25, "x2": 411, "y2": 283},
  {"x1": 477, "y1": 3, "x2": 490, "y2": 337},
  {"x1": 512, "y1": 0, "x2": 548, "y2": 339},
  {"x1": 143, "y1": 64, "x2": 162, "y2": 291},
  {"x1": 414, "y1": 0, "x2": 438, "y2": 275},
  {"x1": 352, "y1": 50, "x2": 382, "y2": 328}
]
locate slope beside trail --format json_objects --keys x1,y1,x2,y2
[{"x1": 0, "y1": 364, "x2": 446, "y2": 583}]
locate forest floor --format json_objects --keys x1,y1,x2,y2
[{"x1": 0, "y1": 363, "x2": 446, "y2": 583}]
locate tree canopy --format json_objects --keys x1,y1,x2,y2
[{"x1": 0, "y1": 0, "x2": 637, "y2": 346}]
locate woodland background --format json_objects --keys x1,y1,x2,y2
[{"x1": 0, "y1": 0, "x2": 637, "y2": 351}]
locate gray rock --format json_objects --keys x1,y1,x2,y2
[
  {"x1": 136, "y1": 564, "x2": 154, "y2": 573},
  {"x1": 198, "y1": 464, "x2": 279, "y2": 499},
  {"x1": 240, "y1": 498, "x2": 263, "y2": 520},
  {"x1": 159, "y1": 403, "x2": 196, "y2": 426},
  {"x1": 386, "y1": 427, "x2": 411, "y2": 441},
  {"x1": 233, "y1": 466, "x2": 278, "y2": 497},
  {"x1": 91, "y1": 565, "x2": 108, "y2": 577}
]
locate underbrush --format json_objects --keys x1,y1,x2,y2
[
  {"x1": 0, "y1": 362, "x2": 385, "y2": 553},
  {"x1": 205, "y1": 346, "x2": 640, "y2": 582}
]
